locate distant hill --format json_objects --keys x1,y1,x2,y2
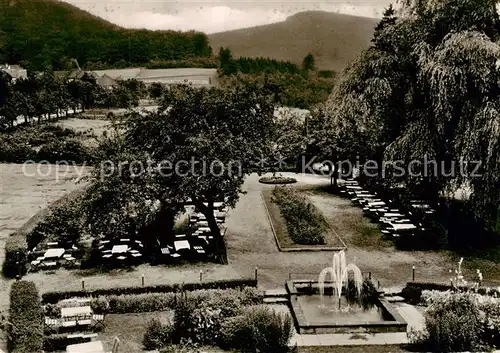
[
  {"x1": 0, "y1": 0, "x2": 212, "y2": 71},
  {"x1": 208, "y1": 11, "x2": 379, "y2": 72}
]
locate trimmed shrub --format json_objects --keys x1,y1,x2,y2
[
  {"x1": 3, "y1": 234, "x2": 28, "y2": 278},
  {"x1": 42, "y1": 278, "x2": 258, "y2": 304},
  {"x1": 8, "y1": 281, "x2": 43, "y2": 353},
  {"x1": 219, "y1": 305, "x2": 293, "y2": 353},
  {"x1": 272, "y1": 186, "x2": 326, "y2": 245},
  {"x1": 143, "y1": 319, "x2": 173, "y2": 350}
]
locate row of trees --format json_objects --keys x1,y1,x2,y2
[
  {"x1": 217, "y1": 48, "x2": 336, "y2": 109},
  {"x1": 0, "y1": 71, "x2": 148, "y2": 130}
]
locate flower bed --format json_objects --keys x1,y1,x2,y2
[
  {"x1": 259, "y1": 176, "x2": 297, "y2": 184},
  {"x1": 271, "y1": 186, "x2": 326, "y2": 245}
]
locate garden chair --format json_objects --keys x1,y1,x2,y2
[
  {"x1": 30, "y1": 260, "x2": 40, "y2": 272},
  {"x1": 92, "y1": 314, "x2": 105, "y2": 331}
]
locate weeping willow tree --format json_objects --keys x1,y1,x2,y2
[{"x1": 324, "y1": 0, "x2": 500, "y2": 232}]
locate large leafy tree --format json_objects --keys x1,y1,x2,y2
[
  {"x1": 324, "y1": 0, "x2": 500, "y2": 231},
  {"x1": 85, "y1": 84, "x2": 275, "y2": 264}
]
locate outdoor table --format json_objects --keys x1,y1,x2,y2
[
  {"x1": 389, "y1": 223, "x2": 417, "y2": 231},
  {"x1": 44, "y1": 248, "x2": 65, "y2": 259},
  {"x1": 196, "y1": 221, "x2": 209, "y2": 227},
  {"x1": 382, "y1": 213, "x2": 404, "y2": 218},
  {"x1": 111, "y1": 245, "x2": 128, "y2": 254},
  {"x1": 132, "y1": 253, "x2": 142, "y2": 258},
  {"x1": 197, "y1": 213, "x2": 206, "y2": 220},
  {"x1": 116, "y1": 256, "x2": 127, "y2": 260},
  {"x1": 66, "y1": 340, "x2": 105, "y2": 353},
  {"x1": 102, "y1": 254, "x2": 112, "y2": 259},
  {"x1": 367, "y1": 201, "x2": 386, "y2": 207},
  {"x1": 174, "y1": 240, "x2": 190, "y2": 252},
  {"x1": 345, "y1": 186, "x2": 362, "y2": 190},
  {"x1": 61, "y1": 306, "x2": 92, "y2": 318},
  {"x1": 47, "y1": 241, "x2": 59, "y2": 247},
  {"x1": 198, "y1": 227, "x2": 210, "y2": 233}
]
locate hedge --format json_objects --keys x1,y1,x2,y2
[
  {"x1": 42, "y1": 278, "x2": 258, "y2": 304},
  {"x1": 8, "y1": 281, "x2": 44, "y2": 353},
  {"x1": 3, "y1": 234, "x2": 28, "y2": 278},
  {"x1": 91, "y1": 287, "x2": 263, "y2": 314},
  {"x1": 43, "y1": 334, "x2": 90, "y2": 351},
  {"x1": 3, "y1": 188, "x2": 87, "y2": 279}
]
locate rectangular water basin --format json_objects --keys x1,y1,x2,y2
[{"x1": 286, "y1": 280, "x2": 407, "y2": 334}]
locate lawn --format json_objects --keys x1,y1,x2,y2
[
  {"x1": 261, "y1": 188, "x2": 346, "y2": 250},
  {"x1": 98, "y1": 311, "x2": 174, "y2": 353}
]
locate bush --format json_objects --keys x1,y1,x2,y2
[
  {"x1": 219, "y1": 305, "x2": 293, "y2": 353},
  {"x1": 26, "y1": 195, "x2": 86, "y2": 249},
  {"x1": 43, "y1": 303, "x2": 61, "y2": 318},
  {"x1": 172, "y1": 288, "x2": 264, "y2": 346},
  {"x1": 259, "y1": 176, "x2": 297, "y2": 184},
  {"x1": 44, "y1": 334, "x2": 90, "y2": 351},
  {"x1": 143, "y1": 319, "x2": 173, "y2": 350},
  {"x1": 8, "y1": 281, "x2": 43, "y2": 353},
  {"x1": 36, "y1": 138, "x2": 93, "y2": 164},
  {"x1": 272, "y1": 186, "x2": 326, "y2": 245},
  {"x1": 424, "y1": 291, "x2": 484, "y2": 352},
  {"x1": 3, "y1": 234, "x2": 28, "y2": 278},
  {"x1": 42, "y1": 278, "x2": 258, "y2": 304}
]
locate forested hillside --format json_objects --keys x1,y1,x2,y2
[{"x1": 0, "y1": 0, "x2": 212, "y2": 71}]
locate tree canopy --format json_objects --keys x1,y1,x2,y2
[
  {"x1": 84, "y1": 84, "x2": 275, "y2": 263},
  {"x1": 320, "y1": 0, "x2": 500, "y2": 232}
]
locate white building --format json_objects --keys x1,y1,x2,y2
[{"x1": 91, "y1": 68, "x2": 216, "y2": 86}]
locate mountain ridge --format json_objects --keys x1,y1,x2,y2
[{"x1": 208, "y1": 11, "x2": 379, "y2": 72}]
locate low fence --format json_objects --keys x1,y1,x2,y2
[{"x1": 287, "y1": 272, "x2": 381, "y2": 289}]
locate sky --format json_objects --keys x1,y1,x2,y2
[{"x1": 64, "y1": 0, "x2": 394, "y2": 34}]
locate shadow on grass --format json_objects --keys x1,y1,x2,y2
[{"x1": 74, "y1": 265, "x2": 138, "y2": 277}]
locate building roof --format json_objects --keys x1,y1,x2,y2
[
  {"x1": 93, "y1": 68, "x2": 142, "y2": 80},
  {"x1": 97, "y1": 74, "x2": 118, "y2": 87}
]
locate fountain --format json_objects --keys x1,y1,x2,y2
[
  {"x1": 318, "y1": 250, "x2": 363, "y2": 310},
  {"x1": 285, "y1": 250, "x2": 407, "y2": 334}
]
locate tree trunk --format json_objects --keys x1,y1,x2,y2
[{"x1": 193, "y1": 199, "x2": 227, "y2": 265}]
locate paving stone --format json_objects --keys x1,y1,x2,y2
[
  {"x1": 300, "y1": 335, "x2": 321, "y2": 346},
  {"x1": 264, "y1": 288, "x2": 288, "y2": 296}
]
